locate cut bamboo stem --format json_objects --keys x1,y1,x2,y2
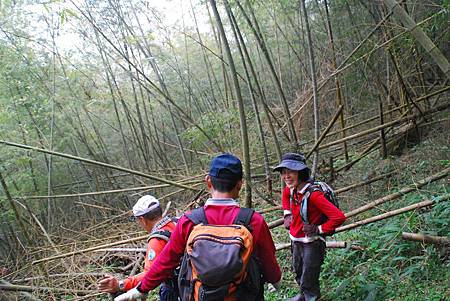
[
  {"x1": 275, "y1": 241, "x2": 347, "y2": 251},
  {"x1": 401, "y1": 232, "x2": 450, "y2": 246}
]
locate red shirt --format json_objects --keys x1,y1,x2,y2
[
  {"x1": 282, "y1": 184, "x2": 346, "y2": 242},
  {"x1": 123, "y1": 217, "x2": 176, "y2": 291},
  {"x1": 139, "y1": 199, "x2": 282, "y2": 291}
]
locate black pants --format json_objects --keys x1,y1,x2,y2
[{"x1": 291, "y1": 239, "x2": 326, "y2": 301}]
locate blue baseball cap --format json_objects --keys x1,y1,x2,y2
[
  {"x1": 273, "y1": 153, "x2": 309, "y2": 172},
  {"x1": 209, "y1": 153, "x2": 243, "y2": 180}
]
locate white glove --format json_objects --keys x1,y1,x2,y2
[
  {"x1": 114, "y1": 287, "x2": 147, "y2": 301},
  {"x1": 268, "y1": 280, "x2": 281, "y2": 292}
]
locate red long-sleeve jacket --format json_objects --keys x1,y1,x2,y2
[
  {"x1": 139, "y1": 198, "x2": 282, "y2": 292},
  {"x1": 122, "y1": 217, "x2": 176, "y2": 291},
  {"x1": 282, "y1": 184, "x2": 346, "y2": 243}
]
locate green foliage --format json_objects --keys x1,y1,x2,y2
[{"x1": 182, "y1": 107, "x2": 241, "y2": 150}]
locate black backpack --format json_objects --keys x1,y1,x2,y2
[
  {"x1": 149, "y1": 226, "x2": 181, "y2": 301},
  {"x1": 299, "y1": 181, "x2": 340, "y2": 224}
]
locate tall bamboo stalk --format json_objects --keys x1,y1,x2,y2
[{"x1": 210, "y1": 0, "x2": 252, "y2": 207}]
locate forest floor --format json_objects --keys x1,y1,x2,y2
[{"x1": 1, "y1": 121, "x2": 449, "y2": 301}]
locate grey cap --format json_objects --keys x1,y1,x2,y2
[{"x1": 273, "y1": 153, "x2": 309, "y2": 172}]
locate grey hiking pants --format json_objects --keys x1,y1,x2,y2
[{"x1": 291, "y1": 239, "x2": 326, "y2": 301}]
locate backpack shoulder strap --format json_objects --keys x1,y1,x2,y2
[
  {"x1": 234, "y1": 207, "x2": 254, "y2": 231},
  {"x1": 148, "y1": 229, "x2": 171, "y2": 242},
  {"x1": 185, "y1": 207, "x2": 208, "y2": 225}
]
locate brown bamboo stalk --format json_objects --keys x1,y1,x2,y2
[
  {"x1": 0, "y1": 140, "x2": 199, "y2": 191},
  {"x1": 337, "y1": 194, "x2": 450, "y2": 233},
  {"x1": 401, "y1": 232, "x2": 450, "y2": 246},
  {"x1": 345, "y1": 167, "x2": 450, "y2": 218}
]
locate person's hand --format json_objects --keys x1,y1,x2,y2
[
  {"x1": 302, "y1": 224, "x2": 319, "y2": 236},
  {"x1": 283, "y1": 214, "x2": 292, "y2": 230},
  {"x1": 97, "y1": 274, "x2": 119, "y2": 293},
  {"x1": 114, "y1": 287, "x2": 147, "y2": 301}
]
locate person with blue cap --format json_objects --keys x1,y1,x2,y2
[
  {"x1": 115, "y1": 153, "x2": 282, "y2": 300},
  {"x1": 274, "y1": 153, "x2": 346, "y2": 301}
]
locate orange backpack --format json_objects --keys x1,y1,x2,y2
[{"x1": 177, "y1": 207, "x2": 263, "y2": 301}]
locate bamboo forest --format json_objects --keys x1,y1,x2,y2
[{"x1": 0, "y1": 0, "x2": 449, "y2": 300}]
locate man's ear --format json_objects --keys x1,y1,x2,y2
[
  {"x1": 205, "y1": 175, "x2": 213, "y2": 190},
  {"x1": 236, "y1": 179, "x2": 243, "y2": 191}
]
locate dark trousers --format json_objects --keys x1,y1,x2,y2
[
  {"x1": 291, "y1": 239, "x2": 326, "y2": 301},
  {"x1": 159, "y1": 282, "x2": 180, "y2": 301}
]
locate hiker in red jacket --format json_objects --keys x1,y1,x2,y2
[
  {"x1": 274, "y1": 153, "x2": 346, "y2": 301},
  {"x1": 98, "y1": 195, "x2": 177, "y2": 300},
  {"x1": 115, "y1": 153, "x2": 282, "y2": 301}
]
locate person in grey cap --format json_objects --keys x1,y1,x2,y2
[
  {"x1": 274, "y1": 153, "x2": 346, "y2": 301},
  {"x1": 98, "y1": 195, "x2": 178, "y2": 301}
]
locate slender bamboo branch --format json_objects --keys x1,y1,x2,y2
[
  {"x1": 345, "y1": 167, "x2": 450, "y2": 218},
  {"x1": 337, "y1": 194, "x2": 450, "y2": 233},
  {"x1": 32, "y1": 234, "x2": 149, "y2": 265},
  {"x1": 0, "y1": 284, "x2": 94, "y2": 295},
  {"x1": 305, "y1": 105, "x2": 343, "y2": 159}
]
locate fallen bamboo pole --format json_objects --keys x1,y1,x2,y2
[
  {"x1": 94, "y1": 248, "x2": 147, "y2": 253},
  {"x1": 325, "y1": 86, "x2": 450, "y2": 140},
  {"x1": 258, "y1": 205, "x2": 282, "y2": 214},
  {"x1": 11, "y1": 273, "x2": 106, "y2": 283},
  {"x1": 306, "y1": 105, "x2": 344, "y2": 160},
  {"x1": 345, "y1": 167, "x2": 450, "y2": 218},
  {"x1": 401, "y1": 232, "x2": 450, "y2": 246},
  {"x1": 32, "y1": 234, "x2": 149, "y2": 265},
  {"x1": 0, "y1": 140, "x2": 199, "y2": 191},
  {"x1": 336, "y1": 194, "x2": 450, "y2": 233},
  {"x1": 318, "y1": 101, "x2": 450, "y2": 150},
  {"x1": 335, "y1": 171, "x2": 396, "y2": 194},
  {"x1": 0, "y1": 283, "x2": 94, "y2": 295}
]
